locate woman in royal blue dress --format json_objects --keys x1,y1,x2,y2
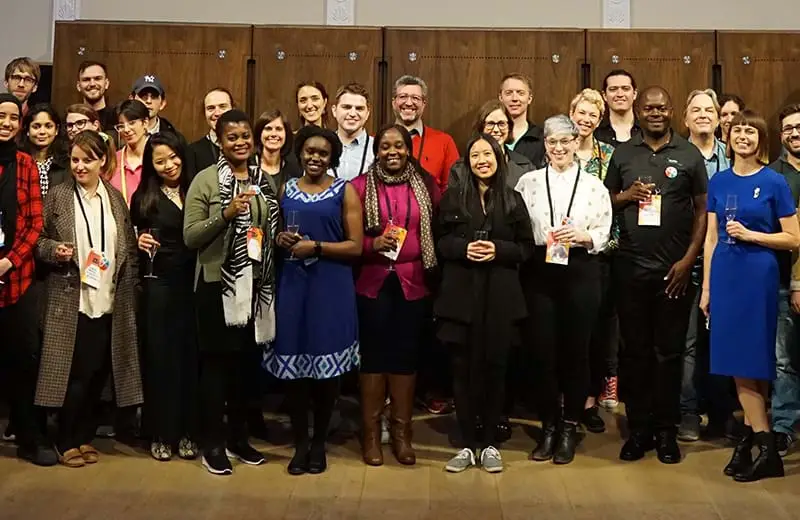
[
  {"x1": 700, "y1": 110, "x2": 800, "y2": 482},
  {"x1": 265, "y1": 125, "x2": 363, "y2": 476}
]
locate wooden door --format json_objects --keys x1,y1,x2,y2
[
  {"x1": 718, "y1": 31, "x2": 800, "y2": 160},
  {"x1": 252, "y1": 26, "x2": 382, "y2": 134},
  {"x1": 384, "y1": 28, "x2": 585, "y2": 151},
  {"x1": 52, "y1": 22, "x2": 251, "y2": 141},
  {"x1": 587, "y1": 31, "x2": 716, "y2": 135}
]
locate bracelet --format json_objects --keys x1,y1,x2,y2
[{"x1": 314, "y1": 241, "x2": 322, "y2": 257}]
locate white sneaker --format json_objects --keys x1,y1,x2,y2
[
  {"x1": 445, "y1": 448, "x2": 476, "y2": 473},
  {"x1": 480, "y1": 445, "x2": 503, "y2": 473}
]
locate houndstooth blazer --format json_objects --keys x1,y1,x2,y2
[{"x1": 34, "y1": 177, "x2": 143, "y2": 408}]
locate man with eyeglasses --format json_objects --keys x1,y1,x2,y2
[
  {"x1": 769, "y1": 103, "x2": 800, "y2": 458},
  {"x1": 596, "y1": 69, "x2": 641, "y2": 147},
  {"x1": 605, "y1": 86, "x2": 708, "y2": 465},
  {"x1": 391, "y1": 75, "x2": 459, "y2": 191},
  {"x1": 4, "y1": 58, "x2": 39, "y2": 117},
  {"x1": 76, "y1": 60, "x2": 116, "y2": 132},
  {"x1": 498, "y1": 73, "x2": 546, "y2": 169}
]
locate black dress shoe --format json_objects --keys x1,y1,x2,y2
[
  {"x1": 553, "y1": 422, "x2": 579, "y2": 465},
  {"x1": 655, "y1": 430, "x2": 681, "y2": 464},
  {"x1": 734, "y1": 431, "x2": 784, "y2": 482},
  {"x1": 307, "y1": 442, "x2": 327, "y2": 474},
  {"x1": 288, "y1": 445, "x2": 310, "y2": 476},
  {"x1": 530, "y1": 422, "x2": 558, "y2": 461},
  {"x1": 619, "y1": 431, "x2": 654, "y2": 461},
  {"x1": 581, "y1": 406, "x2": 606, "y2": 434},
  {"x1": 724, "y1": 428, "x2": 753, "y2": 476}
]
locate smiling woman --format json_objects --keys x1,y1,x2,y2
[
  {"x1": 21, "y1": 103, "x2": 70, "y2": 197},
  {"x1": 296, "y1": 81, "x2": 329, "y2": 129}
]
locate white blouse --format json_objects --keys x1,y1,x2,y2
[{"x1": 515, "y1": 163, "x2": 612, "y2": 254}]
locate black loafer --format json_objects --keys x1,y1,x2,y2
[
  {"x1": 288, "y1": 446, "x2": 309, "y2": 476},
  {"x1": 620, "y1": 431, "x2": 654, "y2": 462},
  {"x1": 655, "y1": 430, "x2": 682, "y2": 464}
]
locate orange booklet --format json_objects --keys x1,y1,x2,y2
[{"x1": 379, "y1": 224, "x2": 408, "y2": 261}]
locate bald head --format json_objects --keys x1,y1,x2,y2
[{"x1": 637, "y1": 86, "x2": 673, "y2": 138}]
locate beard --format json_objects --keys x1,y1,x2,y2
[{"x1": 786, "y1": 144, "x2": 800, "y2": 159}]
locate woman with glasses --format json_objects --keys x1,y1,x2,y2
[
  {"x1": 448, "y1": 100, "x2": 533, "y2": 192},
  {"x1": 112, "y1": 100, "x2": 150, "y2": 207},
  {"x1": 515, "y1": 115, "x2": 612, "y2": 465},
  {"x1": 21, "y1": 103, "x2": 70, "y2": 197},
  {"x1": 64, "y1": 104, "x2": 102, "y2": 142}
]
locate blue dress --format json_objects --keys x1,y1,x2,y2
[
  {"x1": 264, "y1": 177, "x2": 359, "y2": 380},
  {"x1": 709, "y1": 167, "x2": 796, "y2": 380}
]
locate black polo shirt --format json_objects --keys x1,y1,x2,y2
[
  {"x1": 510, "y1": 122, "x2": 546, "y2": 169},
  {"x1": 595, "y1": 116, "x2": 641, "y2": 148},
  {"x1": 769, "y1": 158, "x2": 800, "y2": 288},
  {"x1": 604, "y1": 131, "x2": 708, "y2": 279}
]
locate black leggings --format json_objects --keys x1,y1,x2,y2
[{"x1": 286, "y1": 377, "x2": 340, "y2": 447}]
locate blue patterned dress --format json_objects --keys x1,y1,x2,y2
[{"x1": 264, "y1": 177, "x2": 360, "y2": 380}]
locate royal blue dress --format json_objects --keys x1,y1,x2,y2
[
  {"x1": 264, "y1": 177, "x2": 360, "y2": 380},
  {"x1": 709, "y1": 167, "x2": 796, "y2": 380}
]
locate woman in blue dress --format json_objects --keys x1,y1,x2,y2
[
  {"x1": 700, "y1": 110, "x2": 800, "y2": 482},
  {"x1": 265, "y1": 125, "x2": 363, "y2": 475}
]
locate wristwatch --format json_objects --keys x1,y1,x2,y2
[{"x1": 314, "y1": 241, "x2": 322, "y2": 257}]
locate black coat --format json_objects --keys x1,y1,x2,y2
[
  {"x1": 434, "y1": 187, "x2": 534, "y2": 343},
  {"x1": 187, "y1": 137, "x2": 219, "y2": 182}
]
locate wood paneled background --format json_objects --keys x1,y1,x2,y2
[{"x1": 53, "y1": 22, "x2": 800, "y2": 160}]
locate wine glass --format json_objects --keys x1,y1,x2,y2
[
  {"x1": 724, "y1": 194, "x2": 737, "y2": 244},
  {"x1": 286, "y1": 210, "x2": 300, "y2": 260},
  {"x1": 62, "y1": 231, "x2": 76, "y2": 279},
  {"x1": 143, "y1": 228, "x2": 160, "y2": 279}
]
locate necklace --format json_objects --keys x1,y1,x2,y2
[{"x1": 161, "y1": 185, "x2": 183, "y2": 209}]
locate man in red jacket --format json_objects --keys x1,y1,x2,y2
[{"x1": 392, "y1": 75, "x2": 459, "y2": 191}]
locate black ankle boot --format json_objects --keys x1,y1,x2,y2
[
  {"x1": 734, "y1": 431, "x2": 784, "y2": 482},
  {"x1": 553, "y1": 421, "x2": 579, "y2": 465},
  {"x1": 531, "y1": 422, "x2": 558, "y2": 461},
  {"x1": 307, "y1": 441, "x2": 327, "y2": 474},
  {"x1": 724, "y1": 427, "x2": 753, "y2": 476}
]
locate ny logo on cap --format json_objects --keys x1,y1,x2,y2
[{"x1": 144, "y1": 75, "x2": 155, "y2": 83}]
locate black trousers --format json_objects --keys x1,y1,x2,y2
[
  {"x1": 589, "y1": 254, "x2": 620, "y2": 397},
  {"x1": 448, "y1": 321, "x2": 511, "y2": 450},
  {"x1": 0, "y1": 287, "x2": 44, "y2": 448},
  {"x1": 58, "y1": 314, "x2": 112, "y2": 453},
  {"x1": 525, "y1": 249, "x2": 601, "y2": 423},
  {"x1": 615, "y1": 267, "x2": 693, "y2": 432}
]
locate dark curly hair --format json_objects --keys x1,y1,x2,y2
[{"x1": 294, "y1": 124, "x2": 342, "y2": 171}]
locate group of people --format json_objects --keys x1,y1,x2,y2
[{"x1": 0, "y1": 55, "x2": 798, "y2": 484}]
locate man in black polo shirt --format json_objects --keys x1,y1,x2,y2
[
  {"x1": 604, "y1": 86, "x2": 708, "y2": 464},
  {"x1": 595, "y1": 69, "x2": 641, "y2": 147}
]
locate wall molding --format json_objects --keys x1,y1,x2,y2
[
  {"x1": 603, "y1": 0, "x2": 630, "y2": 28},
  {"x1": 326, "y1": 0, "x2": 355, "y2": 25}
]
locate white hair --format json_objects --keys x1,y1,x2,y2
[{"x1": 543, "y1": 114, "x2": 579, "y2": 138}]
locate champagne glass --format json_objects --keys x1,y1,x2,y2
[
  {"x1": 143, "y1": 228, "x2": 160, "y2": 279},
  {"x1": 724, "y1": 194, "x2": 737, "y2": 244},
  {"x1": 286, "y1": 210, "x2": 300, "y2": 260},
  {"x1": 638, "y1": 175, "x2": 656, "y2": 197},
  {"x1": 387, "y1": 199, "x2": 397, "y2": 272},
  {"x1": 62, "y1": 230, "x2": 76, "y2": 279}
]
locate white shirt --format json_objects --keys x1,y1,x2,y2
[
  {"x1": 74, "y1": 181, "x2": 118, "y2": 317},
  {"x1": 515, "y1": 163, "x2": 612, "y2": 254},
  {"x1": 328, "y1": 129, "x2": 374, "y2": 181}
]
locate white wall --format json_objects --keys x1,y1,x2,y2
[{"x1": 2, "y1": 0, "x2": 799, "y2": 68}]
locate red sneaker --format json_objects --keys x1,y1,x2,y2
[
  {"x1": 425, "y1": 396, "x2": 454, "y2": 415},
  {"x1": 599, "y1": 376, "x2": 619, "y2": 409}
]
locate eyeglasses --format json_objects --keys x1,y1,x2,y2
[
  {"x1": 545, "y1": 137, "x2": 575, "y2": 148},
  {"x1": 484, "y1": 121, "x2": 509, "y2": 130},
  {"x1": 65, "y1": 119, "x2": 91, "y2": 131},
  {"x1": 9, "y1": 74, "x2": 36, "y2": 86},
  {"x1": 395, "y1": 94, "x2": 424, "y2": 104},
  {"x1": 781, "y1": 124, "x2": 800, "y2": 135},
  {"x1": 114, "y1": 120, "x2": 145, "y2": 132}
]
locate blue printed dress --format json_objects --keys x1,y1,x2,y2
[
  {"x1": 264, "y1": 177, "x2": 359, "y2": 380},
  {"x1": 708, "y1": 167, "x2": 796, "y2": 380}
]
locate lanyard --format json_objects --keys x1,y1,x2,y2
[
  {"x1": 333, "y1": 135, "x2": 370, "y2": 179},
  {"x1": 414, "y1": 128, "x2": 427, "y2": 163},
  {"x1": 75, "y1": 184, "x2": 106, "y2": 252},
  {"x1": 545, "y1": 163, "x2": 581, "y2": 228},
  {"x1": 381, "y1": 183, "x2": 412, "y2": 230},
  {"x1": 119, "y1": 148, "x2": 128, "y2": 203}
]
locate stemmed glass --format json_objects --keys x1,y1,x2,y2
[
  {"x1": 723, "y1": 195, "x2": 738, "y2": 244},
  {"x1": 286, "y1": 211, "x2": 300, "y2": 260},
  {"x1": 143, "y1": 228, "x2": 160, "y2": 278},
  {"x1": 62, "y1": 231, "x2": 76, "y2": 279}
]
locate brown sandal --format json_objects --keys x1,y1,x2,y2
[
  {"x1": 60, "y1": 448, "x2": 85, "y2": 468},
  {"x1": 79, "y1": 444, "x2": 99, "y2": 464}
]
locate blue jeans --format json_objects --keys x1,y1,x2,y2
[
  {"x1": 680, "y1": 286, "x2": 735, "y2": 420},
  {"x1": 773, "y1": 288, "x2": 800, "y2": 437}
]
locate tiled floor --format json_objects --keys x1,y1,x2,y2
[{"x1": 0, "y1": 407, "x2": 798, "y2": 520}]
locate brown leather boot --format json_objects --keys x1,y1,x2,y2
[
  {"x1": 388, "y1": 373, "x2": 416, "y2": 465},
  {"x1": 360, "y1": 373, "x2": 386, "y2": 466}
]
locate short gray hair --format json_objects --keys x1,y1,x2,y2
[
  {"x1": 393, "y1": 75, "x2": 428, "y2": 98},
  {"x1": 685, "y1": 88, "x2": 721, "y2": 116},
  {"x1": 543, "y1": 114, "x2": 579, "y2": 139}
]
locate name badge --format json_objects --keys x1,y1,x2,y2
[
  {"x1": 379, "y1": 224, "x2": 408, "y2": 262},
  {"x1": 247, "y1": 227, "x2": 263, "y2": 261},
  {"x1": 638, "y1": 194, "x2": 662, "y2": 227},
  {"x1": 545, "y1": 231, "x2": 570, "y2": 265},
  {"x1": 81, "y1": 249, "x2": 109, "y2": 289}
]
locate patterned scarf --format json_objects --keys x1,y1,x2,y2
[
  {"x1": 36, "y1": 156, "x2": 53, "y2": 198},
  {"x1": 217, "y1": 154, "x2": 279, "y2": 345},
  {"x1": 364, "y1": 161, "x2": 437, "y2": 270}
]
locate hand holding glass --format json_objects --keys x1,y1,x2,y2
[
  {"x1": 143, "y1": 228, "x2": 160, "y2": 278},
  {"x1": 286, "y1": 211, "x2": 300, "y2": 259},
  {"x1": 723, "y1": 195, "x2": 737, "y2": 244}
]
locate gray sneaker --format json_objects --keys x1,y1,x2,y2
[
  {"x1": 480, "y1": 445, "x2": 504, "y2": 473},
  {"x1": 678, "y1": 414, "x2": 701, "y2": 442},
  {"x1": 445, "y1": 448, "x2": 476, "y2": 473}
]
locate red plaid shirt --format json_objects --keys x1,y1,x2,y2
[{"x1": 0, "y1": 151, "x2": 43, "y2": 307}]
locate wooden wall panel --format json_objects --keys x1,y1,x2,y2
[
  {"x1": 587, "y1": 31, "x2": 715, "y2": 134},
  {"x1": 718, "y1": 31, "x2": 800, "y2": 160},
  {"x1": 252, "y1": 26, "x2": 382, "y2": 134},
  {"x1": 52, "y1": 22, "x2": 251, "y2": 141},
  {"x1": 385, "y1": 29, "x2": 584, "y2": 151}
]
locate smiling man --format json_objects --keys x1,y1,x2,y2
[
  {"x1": 604, "y1": 86, "x2": 708, "y2": 466},
  {"x1": 498, "y1": 73, "x2": 545, "y2": 168},
  {"x1": 596, "y1": 69, "x2": 641, "y2": 147},
  {"x1": 188, "y1": 87, "x2": 235, "y2": 179},
  {"x1": 76, "y1": 61, "x2": 116, "y2": 132},
  {"x1": 4, "y1": 58, "x2": 39, "y2": 116},
  {"x1": 329, "y1": 83, "x2": 374, "y2": 180}
]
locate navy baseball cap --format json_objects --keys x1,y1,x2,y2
[{"x1": 131, "y1": 75, "x2": 165, "y2": 97}]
